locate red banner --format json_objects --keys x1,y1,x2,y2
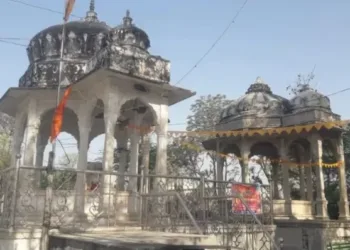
[{"x1": 231, "y1": 183, "x2": 262, "y2": 214}]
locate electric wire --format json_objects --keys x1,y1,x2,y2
[
  {"x1": 0, "y1": 39, "x2": 26, "y2": 47},
  {"x1": 7, "y1": 0, "x2": 82, "y2": 19},
  {"x1": 174, "y1": 0, "x2": 248, "y2": 86}
]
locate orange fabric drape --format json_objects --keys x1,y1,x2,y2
[
  {"x1": 64, "y1": 0, "x2": 76, "y2": 22},
  {"x1": 50, "y1": 86, "x2": 73, "y2": 143}
]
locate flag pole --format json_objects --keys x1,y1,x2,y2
[
  {"x1": 48, "y1": 21, "x2": 66, "y2": 169},
  {"x1": 41, "y1": 2, "x2": 69, "y2": 248}
]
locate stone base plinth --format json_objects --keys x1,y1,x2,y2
[
  {"x1": 275, "y1": 219, "x2": 350, "y2": 250},
  {"x1": 273, "y1": 200, "x2": 314, "y2": 220},
  {"x1": 0, "y1": 228, "x2": 42, "y2": 250}
]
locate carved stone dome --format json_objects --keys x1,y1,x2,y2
[
  {"x1": 19, "y1": 1, "x2": 111, "y2": 88},
  {"x1": 109, "y1": 10, "x2": 151, "y2": 50},
  {"x1": 26, "y1": 5, "x2": 110, "y2": 63},
  {"x1": 220, "y1": 77, "x2": 291, "y2": 121},
  {"x1": 290, "y1": 84, "x2": 331, "y2": 111}
]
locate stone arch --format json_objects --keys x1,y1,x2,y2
[
  {"x1": 287, "y1": 138, "x2": 312, "y2": 200},
  {"x1": 119, "y1": 98, "x2": 158, "y2": 131},
  {"x1": 39, "y1": 107, "x2": 79, "y2": 142},
  {"x1": 38, "y1": 107, "x2": 79, "y2": 167},
  {"x1": 89, "y1": 99, "x2": 105, "y2": 143},
  {"x1": 250, "y1": 141, "x2": 280, "y2": 197},
  {"x1": 222, "y1": 143, "x2": 241, "y2": 181}
]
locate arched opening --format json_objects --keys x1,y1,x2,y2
[
  {"x1": 322, "y1": 139, "x2": 339, "y2": 220},
  {"x1": 250, "y1": 142, "x2": 280, "y2": 197},
  {"x1": 288, "y1": 138, "x2": 312, "y2": 200},
  {"x1": 222, "y1": 143, "x2": 241, "y2": 182},
  {"x1": 117, "y1": 98, "x2": 157, "y2": 193},
  {"x1": 39, "y1": 107, "x2": 79, "y2": 190}
]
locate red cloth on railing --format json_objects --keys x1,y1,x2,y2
[{"x1": 88, "y1": 182, "x2": 99, "y2": 191}]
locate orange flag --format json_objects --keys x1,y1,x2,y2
[
  {"x1": 64, "y1": 0, "x2": 76, "y2": 22},
  {"x1": 50, "y1": 86, "x2": 73, "y2": 143}
]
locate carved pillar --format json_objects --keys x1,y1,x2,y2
[
  {"x1": 128, "y1": 118, "x2": 140, "y2": 193},
  {"x1": 336, "y1": 135, "x2": 350, "y2": 220},
  {"x1": 280, "y1": 138, "x2": 291, "y2": 201},
  {"x1": 22, "y1": 100, "x2": 41, "y2": 189},
  {"x1": 155, "y1": 104, "x2": 168, "y2": 186},
  {"x1": 23, "y1": 107, "x2": 40, "y2": 168},
  {"x1": 216, "y1": 140, "x2": 224, "y2": 182},
  {"x1": 35, "y1": 135, "x2": 46, "y2": 168},
  {"x1": 100, "y1": 94, "x2": 120, "y2": 216},
  {"x1": 11, "y1": 112, "x2": 26, "y2": 168},
  {"x1": 299, "y1": 154, "x2": 306, "y2": 200},
  {"x1": 74, "y1": 105, "x2": 93, "y2": 219},
  {"x1": 240, "y1": 141, "x2": 250, "y2": 183},
  {"x1": 116, "y1": 132, "x2": 128, "y2": 191},
  {"x1": 305, "y1": 162, "x2": 313, "y2": 201},
  {"x1": 141, "y1": 134, "x2": 151, "y2": 193},
  {"x1": 311, "y1": 134, "x2": 327, "y2": 219}
]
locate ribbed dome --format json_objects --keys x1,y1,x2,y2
[
  {"x1": 109, "y1": 10, "x2": 150, "y2": 50},
  {"x1": 26, "y1": 2, "x2": 110, "y2": 63},
  {"x1": 220, "y1": 77, "x2": 291, "y2": 121},
  {"x1": 290, "y1": 84, "x2": 331, "y2": 111}
]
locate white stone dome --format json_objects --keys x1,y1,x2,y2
[
  {"x1": 220, "y1": 77, "x2": 291, "y2": 121},
  {"x1": 289, "y1": 84, "x2": 331, "y2": 111}
]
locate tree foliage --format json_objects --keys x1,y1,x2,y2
[
  {"x1": 40, "y1": 153, "x2": 78, "y2": 190},
  {"x1": 185, "y1": 94, "x2": 234, "y2": 180},
  {"x1": 286, "y1": 71, "x2": 315, "y2": 95},
  {"x1": 187, "y1": 94, "x2": 233, "y2": 131}
]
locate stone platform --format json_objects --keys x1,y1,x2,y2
[{"x1": 49, "y1": 229, "x2": 215, "y2": 250}]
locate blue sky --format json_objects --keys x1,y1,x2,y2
[{"x1": 1, "y1": 0, "x2": 350, "y2": 162}]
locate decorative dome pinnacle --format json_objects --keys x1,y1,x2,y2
[
  {"x1": 255, "y1": 76, "x2": 265, "y2": 84},
  {"x1": 123, "y1": 10, "x2": 133, "y2": 27},
  {"x1": 85, "y1": 0, "x2": 98, "y2": 22},
  {"x1": 246, "y1": 76, "x2": 272, "y2": 94}
]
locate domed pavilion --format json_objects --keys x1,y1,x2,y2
[
  {"x1": 0, "y1": 1, "x2": 195, "y2": 221},
  {"x1": 202, "y1": 76, "x2": 349, "y2": 222}
]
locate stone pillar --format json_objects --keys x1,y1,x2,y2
[
  {"x1": 336, "y1": 135, "x2": 350, "y2": 220},
  {"x1": 11, "y1": 112, "x2": 26, "y2": 168},
  {"x1": 311, "y1": 134, "x2": 327, "y2": 219},
  {"x1": 280, "y1": 138, "x2": 291, "y2": 201},
  {"x1": 22, "y1": 102, "x2": 41, "y2": 189},
  {"x1": 35, "y1": 138, "x2": 46, "y2": 168},
  {"x1": 305, "y1": 163, "x2": 313, "y2": 201},
  {"x1": 101, "y1": 104, "x2": 119, "y2": 215},
  {"x1": 299, "y1": 155, "x2": 306, "y2": 200},
  {"x1": 240, "y1": 141, "x2": 250, "y2": 183},
  {"x1": 128, "y1": 125, "x2": 140, "y2": 193},
  {"x1": 23, "y1": 114, "x2": 40, "y2": 168},
  {"x1": 155, "y1": 104, "x2": 168, "y2": 183},
  {"x1": 74, "y1": 106, "x2": 93, "y2": 220},
  {"x1": 116, "y1": 132, "x2": 128, "y2": 191},
  {"x1": 216, "y1": 140, "x2": 224, "y2": 182},
  {"x1": 141, "y1": 134, "x2": 151, "y2": 193}
]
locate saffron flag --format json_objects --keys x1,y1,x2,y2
[
  {"x1": 64, "y1": 0, "x2": 76, "y2": 22},
  {"x1": 50, "y1": 86, "x2": 73, "y2": 143}
]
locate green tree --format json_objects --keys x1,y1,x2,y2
[
  {"x1": 186, "y1": 94, "x2": 234, "y2": 179},
  {"x1": 40, "y1": 153, "x2": 78, "y2": 190}
]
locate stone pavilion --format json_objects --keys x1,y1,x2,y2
[{"x1": 202, "y1": 76, "x2": 350, "y2": 248}]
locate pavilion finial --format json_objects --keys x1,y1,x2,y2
[
  {"x1": 90, "y1": 0, "x2": 95, "y2": 12},
  {"x1": 123, "y1": 9, "x2": 133, "y2": 26},
  {"x1": 255, "y1": 76, "x2": 265, "y2": 84},
  {"x1": 85, "y1": 0, "x2": 98, "y2": 22}
]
